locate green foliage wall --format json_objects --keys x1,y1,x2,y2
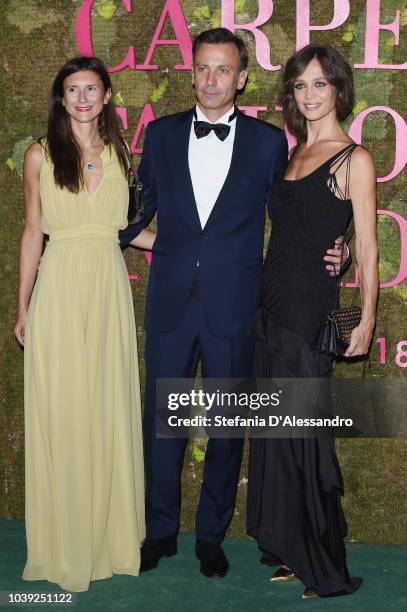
[{"x1": 0, "y1": 0, "x2": 406, "y2": 543}]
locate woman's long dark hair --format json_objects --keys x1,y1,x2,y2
[
  {"x1": 282, "y1": 44, "x2": 354, "y2": 142},
  {"x1": 46, "y1": 56, "x2": 127, "y2": 192}
]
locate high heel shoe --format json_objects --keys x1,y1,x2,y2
[
  {"x1": 270, "y1": 566, "x2": 299, "y2": 582},
  {"x1": 302, "y1": 588, "x2": 318, "y2": 599}
]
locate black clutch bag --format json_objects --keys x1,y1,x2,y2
[
  {"x1": 121, "y1": 139, "x2": 144, "y2": 225},
  {"x1": 318, "y1": 305, "x2": 362, "y2": 356},
  {"x1": 318, "y1": 220, "x2": 362, "y2": 357}
]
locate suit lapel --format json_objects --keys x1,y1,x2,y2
[
  {"x1": 204, "y1": 109, "x2": 257, "y2": 230},
  {"x1": 170, "y1": 109, "x2": 202, "y2": 233}
]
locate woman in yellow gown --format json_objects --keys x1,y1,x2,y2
[{"x1": 14, "y1": 57, "x2": 153, "y2": 592}]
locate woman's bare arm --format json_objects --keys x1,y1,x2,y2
[
  {"x1": 128, "y1": 228, "x2": 156, "y2": 250},
  {"x1": 14, "y1": 143, "x2": 44, "y2": 346},
  {"x1": 345, "y1": 147, "x2": 378, "y2": 357}
]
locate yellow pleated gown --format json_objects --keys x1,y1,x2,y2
[{"x1": 23, "y1": 143, "x2": 145, "y2": 592}]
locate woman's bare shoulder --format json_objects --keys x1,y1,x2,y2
[
  {"x1": 351, "y1": 145, "x2": 375, "y2": 173},
  {"x1": 24, "y1": 142, "x2": 44, "y2": 174}
]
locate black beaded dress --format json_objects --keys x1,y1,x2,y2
[{"x1": 247, "y1": 144, "x2": 362, "y2": 596}]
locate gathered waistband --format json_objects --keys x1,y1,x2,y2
[{"x1": 48, "y1": 224, "x2": 119, "y2": 243}]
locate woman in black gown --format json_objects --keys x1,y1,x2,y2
[{"x1": 247, "y1": 44, "x2": 378, "y2": 598}]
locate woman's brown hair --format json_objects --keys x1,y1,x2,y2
[
  {"x1": 46, "y1": 56, "x2": 127, "y2": 192},
  {"x1": 282, "y1": 44, "x2": 354, "y2": 142}
]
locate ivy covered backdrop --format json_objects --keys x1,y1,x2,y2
[{"x1": 0, "y1": 0, "x2": 406, "y2": 543}]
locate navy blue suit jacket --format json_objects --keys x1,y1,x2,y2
[{"x1": 119, "y1": 108, "x2": 288, "y2": 338}]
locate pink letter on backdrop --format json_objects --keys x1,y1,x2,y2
[
  {"x1": 344, "y1": 210, "x2": 407, "y2": 289},
  {"x1": 349, "y1": 106, "x2": 407, "y2": 182},
  {"x1": 238, "y1": 106, "x2": 268, "y2": 118},
  {"x1": 221, "y1": 0, "x2": 280, "y2": 71},
  {"x1": 75, "y1": 0, "x2": 136, "y2": 72},
  {"x1": 377, "y1": 210, "x2": 407, "y2": 288},
  {"x1": 296, "y1": 0, "x2": 350, "y2": 49},
  {"x1": 137, "y1": 0, "x2": 192, "y2": 70},
  {"x1": 130, "y1": 103, "x2": 156, "y2": 154},
  {"x1": 355, "y1": 0, "x2": 407, "y2": 69}
]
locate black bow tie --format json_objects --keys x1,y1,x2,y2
[{"x1": 193, "y1": 108, "x2": 237, "y2": 141}]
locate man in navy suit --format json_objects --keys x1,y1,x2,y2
[{"x1": 120, "y1": 28, "x2": 344, "y2": 577}]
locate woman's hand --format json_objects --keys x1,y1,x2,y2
[
  {"x1": 14, "y1": 311, "x2": 27, "y2": 347},
  {"x1": 344, "y1": 320, "x2": 375, "y2": 357},
  {"x1": 324, "y1": 236, "x2": 350, "y2": 276}
]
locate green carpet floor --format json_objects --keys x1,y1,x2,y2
[{"x1": 0, "y1": 519, "x2": 406, "y2": 611}]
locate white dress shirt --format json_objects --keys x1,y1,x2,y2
[{"x1": 188, "y1": 105, "x2": 237, "y2": 229}]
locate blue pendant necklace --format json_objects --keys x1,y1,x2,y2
[{"x1": 86, "y1": 161, "x2": 94, "y2": 171}]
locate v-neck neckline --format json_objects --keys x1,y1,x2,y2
[{"x1": 83, "y1": 145, "x2": 106, "y2": 198}]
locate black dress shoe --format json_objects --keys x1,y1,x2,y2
[
  {"x1": 195, "y1": 540, "x2": 229, "y2": 578},
  {"x1": 140, "y1": 534, "x2": 177, "y2": 572}
]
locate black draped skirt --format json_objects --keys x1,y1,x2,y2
[{"x1": 246, "y1": 310, "x2": 362, "y2": 597}]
